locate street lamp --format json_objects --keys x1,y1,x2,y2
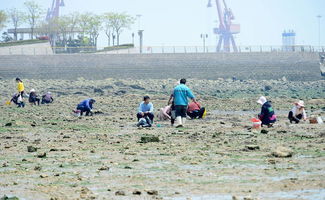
[
  {"x1": 317, "y1": 15, "x2": 322, "y2": 50},
  {"x1": 132, "y1": 33, "x2": 135, "y2": 46},
  {"x1": 201, "y1": 34, "x2": 208, "y2": 53}
]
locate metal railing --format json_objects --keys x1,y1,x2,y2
[{"x1": 0, "y1": 45, "x2": 324, "y2": 55}]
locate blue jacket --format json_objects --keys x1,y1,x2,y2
[
  {"x1": 259, "y1": 101, "x2": 276, "y2": 125},
  {"x1": 173, "y1": 84, "x2": 195, "y2": 106},
  {"x1": 138, "y1": 102, "x2": 154, "y2": 113},
  {"x1": 77, "y1": 99, "x2": 94, "y2": 110}
]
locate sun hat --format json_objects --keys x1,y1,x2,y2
[
  {"x1": 257, "y1": 96, "x2": 267, "y2": 105},
  {"x1": 295, "y1": 100, "x2": 305, "y2": 107}
]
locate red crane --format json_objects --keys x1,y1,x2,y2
[
  {"x1": 46, "y1": 0, "x2": 65, "y2": 21},
  {"x1": 207, "y1": 0, "x2": 240, "y2": 52}
]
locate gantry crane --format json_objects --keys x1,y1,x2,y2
[
  {"x1": 207, "y1": 0, "x2": 240, "y2": 52},
  {"x1": 46, "y1": 0, "x2": 65, "y2": 21}
]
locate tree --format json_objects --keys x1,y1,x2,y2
[
  {"x1": 7, "y1": 8, "x2": 25, "y2": 41},
  {"x1": 109, "y1": 13, "x2": 135, "y2": 45},
  {"x1": 88, "y1": 14, "x2": 102, "y2": 47},
  {"x1": 66, "y1": 12, "x2": 80, "y2": 41},
  {"x1": 102, "y1": 12, "x2": 113, "y2": 46},
  {"x1": 0, "y1": 10, "x2": 7, "y2": 32},
  {"x1": 24, "y1": 0, "x2": 44, "y2": 39},
  {"x1": 78, "y1": 12, "x2": 93, "y2": 39}
]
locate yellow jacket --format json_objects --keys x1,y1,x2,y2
[{"x1": 17, "y1": 82, "x2": 24, "y2": 92}]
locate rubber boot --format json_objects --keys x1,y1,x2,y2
[
  {"x1": 176, "y1": 116, "x2": 183, "y2": 128},
  {"x1": 182, "y1": 118, "x2": 186, "y2": 126}
]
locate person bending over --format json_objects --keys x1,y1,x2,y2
[{"x1": 76, "y1": 98, "x2": 96, "y2": 116}]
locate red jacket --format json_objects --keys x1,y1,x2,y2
[{"x1": 187, "y1": 102, "x2": 201, "y2": 112}]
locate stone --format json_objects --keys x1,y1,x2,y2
[
  {"x1": 261, "y1": 129, "x2": 268, "y2": 134},
  {"x1": 245, "y1": 145, "x2": 260, "y2": 151},
  {"x1": 264, "y1": 85, "x2": 272, "y2": 91},
  {"x1": 132, "y1": 190, "x2": 142, "y2": 195},
  {"x1": 27, "y1": 146, "x2": 37, "y2": 152},
  {"x1": 147, "y1": 190, "x2": 158, "y2": 195},
  {"x1": 4, "y1": 123, "x2": 12, "y2": 127},
  {"x1": 98, "y1": 166, "x2": 110, "y2": 171},
  {"x1": 40, "y1": 174, "x2": 48, "y2": 178},
  {"x1": 139, "y1": 135, "x2": 160, "y2": 143},
  {"x1": 37, "y1": 152, "x2": 47, "y2": 158},
  {"x1": 0, "y1": 195, "x2": 19, "y2": 200},
  {"x1": 129, "y1": 85, "x2": 145, "y2": 90},
  {"x1": 272, "y1": 146, "x2": 293, "y2": 158},
  {"x1": 93, "y1": 88, "x2": 104, "y2": 94},
  {"x1": 115, "y1": 191, "x2": 125, "y2": 196}
]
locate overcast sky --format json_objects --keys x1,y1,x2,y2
[{"x1": 1, "y1": 0, "x2": 324, "y2": 48}]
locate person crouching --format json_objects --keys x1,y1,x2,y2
[
  {"x1": 288, "y1": 100, "x2": 307, "y2": 124},
  {"x1": 41, "y1": 92, "x2": 54, "y2": 104},
  {"x1": 187, "y1": 101, "x2": 205, "y2": 119},
  {"x1": 29, "y1": 89, "x2": 40, "y2": 106},
  {"x1": 257, "y1": 96, "x2": 276, "y2": 128},
  {"x1": 76, "y1": 98, "x2": 96, "y2": 116},
  {"x1": 137, "y1": 96, "x2": 154, "y2": 127}
]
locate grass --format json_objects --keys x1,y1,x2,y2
[{"x1": 0, "y1": 39, "x2": 48, "y2": 47}]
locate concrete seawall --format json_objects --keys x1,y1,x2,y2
[{"x1": 0, "y1": 52, "x2": 320, "y2": 81}]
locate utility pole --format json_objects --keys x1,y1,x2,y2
[
  {"x1": 317, "y1": 15, "x2": 322, "y2": 50},
  {"x1": 132, "y1": 33, "x2": 135, "y2": 46},
  {"x1": 201, "y1": 34, "x2": 208, "y2": 53},
  {"x1": 138, "y1": 30, "x2": 144, "y2": 53}
]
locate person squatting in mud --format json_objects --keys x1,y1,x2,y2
[
  {"x1": 257, "y1": 96, "x2": 277, "y2": 128},
  {"x1": 288, "y1": 100, "x2": 307, "y2": 124},
  {"x1": 28, "y1": 89, "x2": 40, "y2": 106},
  {"x1": 137, "y1": 96, "x2": 154, "y2": 127},
  {"x1": 187, "y1": 101, "x2": 206, "y2": 119}
]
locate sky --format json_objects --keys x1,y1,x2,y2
[{"x1": 0, "y1": 0, "x2": 324, "y2": 48}]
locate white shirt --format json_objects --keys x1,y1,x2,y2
[{"x1": 291, "y1": 106, "x2": 307, "y2": 120}]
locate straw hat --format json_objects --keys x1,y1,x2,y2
[
  {"x1": 295, "y1": 100, "x2": 305, "y2": 107},
  {"x1": 30, "y1": 89, "x2": 36, "y2": 93},
  {"x1": 257, "y1": 96, "x2": 267, "y2": 105}
]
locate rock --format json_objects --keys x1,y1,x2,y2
[
  {"x1": 98, "y1": 166, "x2": 110, "y2": 171},
  {"x1": 115, "y1": 191, "x2": 125, "y2": 196},
  {"x1": 281, "y1": 76, "x2": 287, "y2": 82},
  {"x1": 132, "y1": 190, "x2": 142, "y2": 195},
  {"x1": 40, "y1": 174, "x2": 48, "y2": 178},
  {"x1": 139, "y1": 135, "x2": 160, "y2": 143},
  {"x1": 4, "y1": 123, "x2": 12, "y2": 127},
  {"x1": 129, "y1": 85, "x2": 145, "y2": 90},
  {"x1": 27, "y1": 146, "x2": 37, "y2": 152},
  {"x1": 245, "y1": 145, "x2": 260, "y2": 151},
  {"x1": 147, "y1": 190, "x2": 158, "y2": 195},
  {"x1": 261, "y1": 129, "x2": 268, "y2": 134},
  {"x1": 264, "y1": 85, "x2": 272, "y2": 91},
  {"x1": 0, "y1": 195, "x2": 19, "y2": 200},
  {"x1": 34, "y1": 165, "x2": 42, "y2": 171},
  {"x1": 93, "y1": 88, "x2": 104, "y2": 94},
  {"x1": 272, "y1": 147, "x2": 293, "y2": 158},
  {"x1": 2, "y1": 162, "x2": 8, "y2": 167},
  {"x1": 114, "y1": 90, "x2": 127, "y2": 95},
  {"x1": 37, "y1": 152, "x2": 47, "y2": 158},
  {"x1": 124, "y1": 166, "x2": 132, "y2": 169}
]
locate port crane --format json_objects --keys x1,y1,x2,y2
[{"x1": 207, "y1": 0, "x2": 240, "y2": 52}]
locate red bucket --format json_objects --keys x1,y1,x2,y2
[{"x1": 251, "y1": 118, "x2": 262, "y2": 129}]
